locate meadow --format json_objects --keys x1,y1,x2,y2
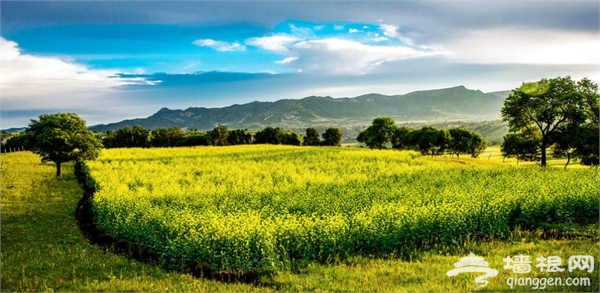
[{"x1": 1, "y1": 148, "x2": 598, "y2": 292}]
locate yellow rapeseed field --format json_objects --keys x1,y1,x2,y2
[{"x1": 84, "y1": 145, "x2": 598, "y2": 275}]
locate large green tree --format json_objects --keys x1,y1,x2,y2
[
  {"x1": 501, "y1": 133, "x2": 539, "y2": 164},
  {"x1": 281, "y1": 131, "x2": 302, "y2": 146},
  {"x1": 391, "y1": 126, "x2": 414, "y2": 150},
  {"x1": 357, "y1": 117, "x2": 396, "y2": 149},
  {"x1": 303, "y1": 127, "x2": 321, "y2": 146},
  {"x1": 447, "y1": 127, "x2": 487, "y2": 158},
  {"x1": 254, "y1": 126, "x2": 282, "y2": 144},
  {"x1": 24, "y1": 113, "x2": 102, "y2": 177},
  {"x1": 407, "y1": 126, "x2": 449, "y2": 156},
  {"x1": 501, "y1": 76, "x2": 594, "y2": 166},
  {"x1": 321, "y1": 127, "x2": 342, "y2": 146}
]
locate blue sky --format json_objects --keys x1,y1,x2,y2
[{"x1": 1, "y1": 1, "x2": 598, "y2": 128}]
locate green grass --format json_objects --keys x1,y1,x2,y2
[{"x1": 1, "y1": 151, "x2": 598, "y2": 292}]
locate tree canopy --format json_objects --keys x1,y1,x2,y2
[
  {"x1": 407, "y1": 126, "x2": 449, "y2": 156},
  {"x1": 208, "y1": 125, "x2": 229, "y2": 146},
  {"x1": 321, "y1": 127, "x2": 342, "y2": 146},
  {"x1": 501, "y1": 76, "x2": 598, "y2": 166},
  {"x1": 447, "y1": 127, "x2": 487, "y2": 158},
  {"x1": 357, "y1": 117, "x2": 396, "y2": 149},
  {"x1": 303, "y1": 127, "x2": 321, "y2": 146},
  {"x1": 24, "y1": 113, "x2": 103, "y2": 176}
]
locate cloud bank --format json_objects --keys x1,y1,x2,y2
[{"x1": 0, "y1": 37, "x2": 156, "y2": 120}]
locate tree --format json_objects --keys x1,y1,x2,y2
[
  {"x1": 254, "y1": 126, "x2": 282, "y2": 144},
  {"x1": 168, "y1": 126, "x2": 185, "y2": 146},
  {"x1": 407, "y1": 126, "x2": 449, "y2": 156},
  {"x1": 321, "y1": 127, "x2": 342, "y2": 146},
  {"x1": 501, "y1": 76, "x2": 591, "y2": 166},
  {"x1": 466, "y1": 131, "x2": 487, "y2": 158},
  {"x1": 549, "y1": 78, "x2": 600, "y2": 167},
  {"x1": 179, "y1": 129, "x2": 211, "y2": 147},
  {"x1": 303, "y1": 127, "x2": 321, "y2": 146},
  {"x1": 227, "y1": 129, "x2": 252, "y2": 145},
  {"x1": 447, "y1": 127, "x2": 487, "y2": 158},
  {"x1": 357, "y1": 117, "x2": 396, "y2": 149},
  {"x1": 2, "y1": 133, "x2": 28, "y2": 152},
  {"x1": 132, "y1": 125, "x2": 150, "y2": 148},
  {"x1": 551, "y1": 121, "x2": 599, "y2": 168},
  {"x1": 24, "y1": 113, "x2": 102, "y2": 177},
  {"x1": 208, "y1": 125, "x2": 229, "y2": 146},
  {"x1": 391, "y1": 126, "x2": 414, "y2": 150},
  {"x1": 281, "y1": 132, "x2": 302, "y2": 146},
  {"x1": 150, "y1": 128, "x2": 171, "y2": 147},
  {"x1": 501, "y1": 133, "x2": 539, "y2": 164},
  {"x1": 102, "y1": 130, "x2": 117, "y2": 148},
  {"x1": 114, "y1": 126, "x2": 134, "y2": 148}
]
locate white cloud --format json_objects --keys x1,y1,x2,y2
[
  {"x1": 280, "y1": 38, "x2": 446, "y2": 74},
  {"x1": 348, "y1": 28, "x2": 362, "y2": 34},
  {"x1": 380, "y1": 24, "x2": 418, "y2": 47},
  {"x1": 380, "y1": 24, "x2": 399, "y2": 38},
  {"x1": 334, "y1": 25, "x2": 344, "y2": 31},
  {"x1": 0, "y1": 37, "x2": 155, "y2": 111},
  {"x1": 275, "y1": 56, "x2": 299, "y2": 65},
  {"x1": 447, "y1": 28, "x2": 599, "y2": 65},
  {"x1": 193, "y1": 39, "x2": 246, "y2": 52},
  {"x1": 246, "y1": 35, "x2": 298, "y2": 53}
]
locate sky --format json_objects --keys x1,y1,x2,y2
[{"x1": 1, "y1": 0, "x2": 598, "y2": 128}]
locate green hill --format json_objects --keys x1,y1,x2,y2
[{"x1": 90, "y1": 86, "x2": 510, "y2": 140}]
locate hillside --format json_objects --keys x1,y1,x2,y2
[{"x1": 89, "y1": 86, "x2": 510, "y2": 134}]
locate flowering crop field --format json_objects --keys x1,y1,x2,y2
[{"x1": 84, "y1": 145, "x2": 598, "y2": 276}]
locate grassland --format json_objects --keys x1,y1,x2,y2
[{"x1": 1, "y1": 150, "x2": 598, "y2": 292}]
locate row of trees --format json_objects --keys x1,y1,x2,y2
[
  {"x1": 357, "y1": 117, "x2": 487, "y2": 158},
  {"x1": 101, "y1": 125, "x2": 343, "y2": 148},
  {"x1": 203, "y1": 125, "x2": 343, "y2": 146},
  {"x1": 500, "y1": 76, "x2": 599, "y2": 167},
  {"x1": 1, "y1": 131, "x2": 27, "y2": 153},
  {"x1": 102, "y1": 126, "x2": 209, "y2": 148}
]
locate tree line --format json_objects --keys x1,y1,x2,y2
[
  {"x1": 100, "y1": 125, "x2": 343, "y2": 148},
  {"x1": 357, "y1": 117, "x2": 488, "y2": 158}
]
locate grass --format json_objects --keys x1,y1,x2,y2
[
  {"x1": 1, "y1": 151, "x2": 598, "y2": 292},
  {"x1": 436, "y1": 146, "x2": 589, "y2": 169}
]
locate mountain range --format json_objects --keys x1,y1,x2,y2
[{"x1": 89, "y1": 86, "x2": 510, "y2": 134}]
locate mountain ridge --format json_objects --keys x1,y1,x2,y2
[{"x1": 89, "y1": 85, "x2": 510, "y2": 132}]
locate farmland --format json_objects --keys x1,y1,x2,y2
[
  {"x1": 84, "y1": 146, "x2": 598, "y2": 276},
  {"x1": 2, "y1": 149, "x2": 598, "y2": 292}
]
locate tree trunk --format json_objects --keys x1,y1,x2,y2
[
  {"x1": 540, "y1": 137, "x2": 547, "y2": 167},
  {"x1": 56, "y1": 162, "x2": 62, "y2": 177},
  {"x1": 564, "y1": 153, "x2": 571, "y2": 170}
]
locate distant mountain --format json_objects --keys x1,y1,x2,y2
[
  {"x1": 90, "y1": 86, "x2": 510, "y2": 134},
  {"x1": 1, "y1": 127, "x2": 26, "y2": 133}
]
